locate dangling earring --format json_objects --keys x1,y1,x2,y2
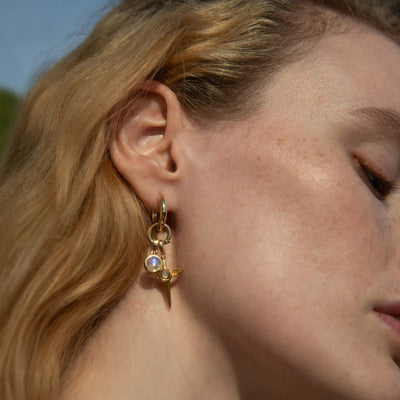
[{"x1": 144, "y1": 194, "x2": 183, "y2": 308}]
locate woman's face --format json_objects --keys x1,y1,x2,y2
[{"x1": 175, "y1": 25, "x2": 400, "y2": 400}]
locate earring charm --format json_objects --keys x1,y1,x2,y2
[{"x1": 144, "y1": 195, "x2": 182, "y2": 307}]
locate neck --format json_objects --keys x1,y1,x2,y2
[{"x1": 61, "y1": 279, "x2": 239, "y2": 400}]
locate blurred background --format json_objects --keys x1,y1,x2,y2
[{"x1": 0, "y1": 0, "x2": 113, "y2": 153}]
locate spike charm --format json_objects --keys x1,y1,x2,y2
[{"x1": 158, "y1": 268, "x2": 183, "y2": 307}]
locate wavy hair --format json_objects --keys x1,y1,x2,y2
[{"x1": 0, "y1": 1, "x2": 399, "y2": 399}]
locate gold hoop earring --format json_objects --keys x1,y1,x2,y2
[{"x1": 144, "y1": 195, "x2": 182, "y2": 308}]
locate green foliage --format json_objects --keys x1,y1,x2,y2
[{"x1": 0, "y1": 87, "x2": 20, "y2": 154}]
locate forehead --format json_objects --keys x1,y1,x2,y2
[{"x1": 262, "y1": 25, "x2": 400, "y2": 121}]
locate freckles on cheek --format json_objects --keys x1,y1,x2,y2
[
  {"x1": 319, "y1": 192, "x2": 392, "y2": 296},
  {"x1": 244, "y1": 131, "x2": 390, "y2": 268},
  {"x1": 334, "y1": 185, "x2": 388, "y2": 244}
]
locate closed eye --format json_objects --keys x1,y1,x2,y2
[{"x1": 359, "y1": 162, "x2": 394, "y2": 200}]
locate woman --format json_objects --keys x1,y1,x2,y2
[{"x1": 1, "y1": 0, "x2": 400, "y2": 399}]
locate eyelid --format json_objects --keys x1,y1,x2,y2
[
  {"x1": 354, "y1": 153, "x2": 388, "y2": 179},
  {"x1": 359, "y1": 159, "x2": 389, "y2": 184},
  {"x1": 354, "y1": 156, "x2": 395, "y2": 200},
  {"x1": 351, "y1": 141, "x2": 399, "y2": 181}
]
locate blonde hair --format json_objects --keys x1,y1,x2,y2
[{"x1": 0, "y1": 1, "x2": 398, "y2": 399}]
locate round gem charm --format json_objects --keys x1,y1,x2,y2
[{"x1": 144, "y1": 254, "x2": 162, "y2": 273}]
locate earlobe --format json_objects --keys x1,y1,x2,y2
[{"x1": 109, "y1": 82, "x2": 183, "y2": 211}]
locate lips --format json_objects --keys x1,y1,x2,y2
[
  {"x1": 374, "y1": 303, "x2": 400, "y2": 341},
  {"x1": 374, "y1": 302, "x2": 400, "y2": 319}
]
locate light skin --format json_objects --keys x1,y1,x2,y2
[{"x1": 63, "y1": 21, "x2": 400, "y2": 400}]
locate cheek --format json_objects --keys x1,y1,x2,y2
[
  {"x1": 178, "y1": 144, "x2": 398, "y2": 398},
  {"x1": 176, "y1": 124, "x2": 400, "y2": 400},
  {"x1": 263, "y1": 149, "x2": 381, "y2": 271},
  {"x1": 178, "y1": 139, "x2": 390, "y2": 344}
]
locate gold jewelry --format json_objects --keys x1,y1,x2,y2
[{"x1": 144, "y1": 195, "x2": 182, "y2": 308}]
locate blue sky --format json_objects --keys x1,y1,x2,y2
[{"x1": 0, "y1": 0, "x2": 114, "y2": 95}]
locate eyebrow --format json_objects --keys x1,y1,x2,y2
[{"x1": 349, "y1": 107, "x2": 400, "y2": 139}]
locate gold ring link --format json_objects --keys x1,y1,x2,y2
[{"x1": 147, "y1": 223, "x2": 171, "y2": 246}]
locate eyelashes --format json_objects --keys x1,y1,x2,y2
[{"x1": 358, "y1": 160, "x2": 395, "y2": 200}]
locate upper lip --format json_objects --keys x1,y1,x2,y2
[{"x1": 374, "y1": 302, "x2": 400, "y2": 318}]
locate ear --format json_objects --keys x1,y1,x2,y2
[{"x1": 109, "y1": 81, "x2": 184, "y2": 212}]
